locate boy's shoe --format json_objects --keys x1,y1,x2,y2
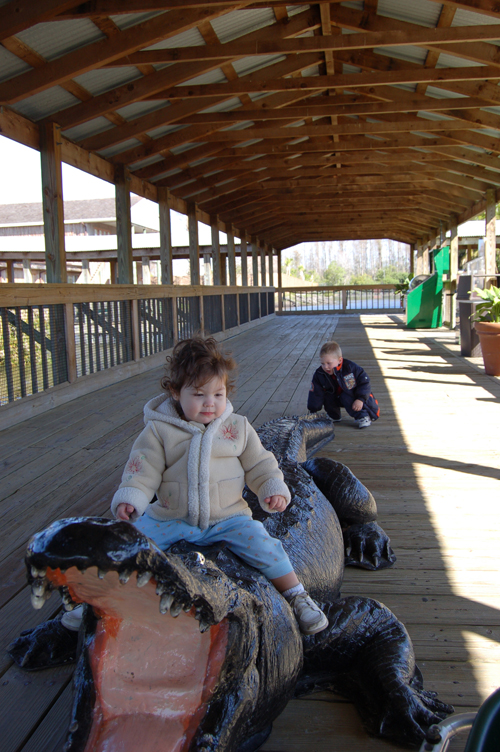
[
  {"x1": 329, "y1": 415, "x2": 342, "y2": 423},
  {"x1": 289, "y1": 592, "x2": 328, "y2": 635},
  {"x1": 357, "y1": 416, "x2": 371, "y2": 429}
]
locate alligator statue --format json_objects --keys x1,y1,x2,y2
[{"x1": 9, "y1": 414, "x2": 453, "y2": 752}]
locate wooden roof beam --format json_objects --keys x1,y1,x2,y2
[{"x1": 99, "y1": 24, "x2": 500, "y2": 65}]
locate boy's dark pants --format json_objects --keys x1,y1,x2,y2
[{"x1": 324, "y1": 392, "x2": 371, "y2": 421}]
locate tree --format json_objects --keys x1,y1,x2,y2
[{"x1": 322, "y1": 260, "x2": 346, "y2": 285}]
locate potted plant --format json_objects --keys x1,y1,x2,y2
[{"x1": 470, "y1": 285, "x2": 500, "y2": 375}]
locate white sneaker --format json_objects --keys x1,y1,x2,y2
[
  {"x1": 357, "y1": 416, "x2": 371, "y2": 429},
  {"x1": 290, "y1": 592, "x2": 328, "y2": 635},
  {"x1": 61, "y1": 603, "x2": 84, "y2": 631}
]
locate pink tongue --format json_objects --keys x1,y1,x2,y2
[{"x1": 91, "y1": 715, "x2": 187, "y2": 752}]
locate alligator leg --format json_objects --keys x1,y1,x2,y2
[
  {"x1": 297, "y1": 596, "x2": 454, "y2": 746},
  {"x1": 302, "y1": 457, "x2": 396, "y2": 570}
]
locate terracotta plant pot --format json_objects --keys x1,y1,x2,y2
[{"x1": 474, "y1": 321, "x2": 500, "y2": 376}]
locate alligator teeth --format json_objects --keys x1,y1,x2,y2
[
  {"x1": 156, "y1": 582, "x2": 165, "y2": 596},
  {"x1": 159, "y1": 593, "x2": 174, "y2": 614},
  {"x1": 31, "y1": 579, "x2": 47, "y2": 597},
  {"x1": 63, "y1": 601, "x2": 77, "y2": 611},
  {"x1": 119, "y1": 570, "x2": 131, "y2": 585},
  {"x1": 97, "y1": 569, "x2": 106, "y2": 580},
  {"x1": 137, "y1": 571, "x2": 152, "y2": 588},
  {"x1": 61, "y1": 587, "x2": 73, "y2": 604},
  {"x1": 183, "y1": 602, "x2": 192, "y2": 612},
  {"x1": 31, "y1": 593, "x2": 46, "y2": 610},
  {"x1": 170, "y1": 601, "x2": 182, "y2": 618},
  {"x1": 31, "y1": 565, "x2": 47, "y2": 578},
  {"x1": 199, "y1": 619, "x2": 210, "y2": 633}
]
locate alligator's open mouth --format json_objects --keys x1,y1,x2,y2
[
  {"x1": 25, "y1": 518, "x2": 248, "y2": 752},
  {"x1": 48, "y1": 564, "x2": 230, "y2": 752}
]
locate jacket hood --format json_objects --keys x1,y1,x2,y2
[{"x1": 143, "y1": 394, "x2": 234, "y2": 431}]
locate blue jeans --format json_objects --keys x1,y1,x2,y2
[{"x1": 134, "y1": 514, "x2": 293, "y2": 580}]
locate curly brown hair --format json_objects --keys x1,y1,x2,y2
[{"x1": 161, "y1": 336, "x2": 236, "y2": 395}]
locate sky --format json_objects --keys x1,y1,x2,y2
[{"x1": 0, "y1": 135, "x2": 116, "y2": 204}]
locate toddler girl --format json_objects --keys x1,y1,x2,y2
[{"x1": 112, "y1": 336, "x2": 328, "y2": 636}]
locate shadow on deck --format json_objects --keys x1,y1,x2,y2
[{"x1": 0, "y1": 314, "x2": 499, "y2": 752}]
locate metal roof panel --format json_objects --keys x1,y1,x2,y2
[
  {"x1": 16, "y1": 19, "x2": 104, "y2": 61},
  {"x1": 73, "y1": 68, "x2": 144, "y2": 97},
  {"x1": 13, "y1": 86, "x2": 80, "y2": 121},
  {"x1": 0, "y1": 45, "x2": 31, "y2": 84},
  {"x1": 378, "y1": 0, "x2": 441, "y2": 28},
  {"x1": 210, "y1": 8, "x2": 277, "y2": 44}
]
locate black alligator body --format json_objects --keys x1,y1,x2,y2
[{"x1": 10, "y1": 414, "x2": 453, "y2": 752}]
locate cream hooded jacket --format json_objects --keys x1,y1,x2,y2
[{"x1": 111, "y1": 395, "x2": 291, "y2": 530}]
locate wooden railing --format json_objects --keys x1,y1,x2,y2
[
  {"x1": 0, "y1": 284, "x2": 275, "y2": 407},
  {"x1": 276, "y1": 284, "x2": 404, "y2": 314}
]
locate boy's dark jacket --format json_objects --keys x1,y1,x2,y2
[{"x1": 307, "y1": 358, "x2": 379, "y2": 420}]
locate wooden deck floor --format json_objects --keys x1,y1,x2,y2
[{"x1": 1, "y1": 314, "x2": 499, "y2": 752}]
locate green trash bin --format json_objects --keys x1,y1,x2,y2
[{"x1": 406, "y1": 246, "x2": 449, "y2": 329}]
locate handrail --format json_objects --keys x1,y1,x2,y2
[
  {"x1": 0, "y1": 284, "x2": 275, "y2": 414},
  {"x1": 275, "y1": 283, "x2": 403, "y2": 314},
  {"x1": 0, "y1": 283, "x2": 274, "y2": 307}
]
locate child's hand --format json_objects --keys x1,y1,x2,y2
[
  {"x1": 352, "y1": 399, "x2": 364, "y2": 412},
  {"x1": 265, "y1": 495, "x2": 287, "y2": 512},
  {"x1": 116, "y1": 503, "x2": 135, "y2": 521}
]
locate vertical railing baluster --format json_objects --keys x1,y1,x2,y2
[
  {"x1": 39, "y1": 306, "x2": 49, "y2": 388},
  {"x1": 87, "y1": 302, "x2": 94, "y2": 374},
  {"x1": 93, "y1": 302, "x2": 101, "y2": 372},
  {"x1": 15, "y1": 307, "x2": 26, "y2": 397},
  {"x1": 102, "y1": 302, "x2": 108, "y2": 369},
  {"x1": 1, "y1": 308, "x2": 15, "y2": 403},
  {"x1": 27, "y1": 307, "x2": 38, "y2": 394}
]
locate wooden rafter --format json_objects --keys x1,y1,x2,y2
[{"x1": 1, "y1": 0, "x2": 500, "y2": 247}]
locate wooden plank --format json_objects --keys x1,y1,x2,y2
[{"x1": 1, "y1": 314, "x2": 499, "y2": 752}]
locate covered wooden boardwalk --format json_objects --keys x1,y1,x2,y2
[{"x1": 0, "y1": 313, "x2": 499, "y2": 752}]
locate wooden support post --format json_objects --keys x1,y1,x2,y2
[
  {"x1": 240, "y1": 230, "x2": 248, "y2": 287},
  {"x1": 199, "y1": 293, "x2": 205, "y2": 332},
  {"x1": 135, "y1": 261, "x2": 143, "y2": 284},
  {"x1": 131, "y1": 299, "x2": 141, "y2": 361},
  {"x1": 260, "y1": 245, "x2": 266, "y2": 286},
  {"x1": 485, "y1": 188, "x2": 497, "y2": 279},
  {"x1": 268, "y1": 246, "x2": 274, "y2": 286},
  {"x1": 6, "y1": 259, "x2": 14, "y2": 283},
  {"x1": 448, "y1": 218, "x2": 459, "y2": 329},
  {"x1": 142, "y1": 256, "x2": 151, "y2": 285},
  {"x1": 277, "y1": 250, "x2": 283, "y2": 313},
  {"x1": 221, "y1": 293, "x2": 226, "y2": 331},
  {"x1": 203, "y1": 253, "x2": 211, "y2": 285},
  {"x1": 40, "y1": 122, "x2": 67, "y2": 283},
  {"x1": 23, "y1": 259, "x2": 32, "y2": 283},
  {"x1": 211, "y1": 215, "x2": 221, "y2": 286},
  {"x1": 226, "y1": 223, "x2": 236, "y2": 286},
  {"x1": 80, "y1": 259, "x2": 90, "y2": 283},
  {"x1": 158, "y1": 187, "x2": 173, "y2": 285},
  {"x1": 109, "y1": 259, "x2": 117, "y2": 284},
  {"x1": 423, "y1": 245, "x2": 430, "y2": 275},
  {"x1": 416, "y1": 242, "x2": 423, "y2": 275},
  {"x1": 220, "y1": 254, "x2": 227, "y2": 286},
  {"x1": 172, "y1": 296, "x2": 178, "y2": 344},
  {"x1": 115, "y1": 164, "x2": 133, "y2": 284},
  {"x1": 64, "y1": 302, "x2": 77, "y2": 383},
  {"x1": 409, "y1": 244, "x2": 415, "y2": 277},
  {"x1": 188, "y1": 203, "x2": 200, "y2": 285},
  {"x1": 251, "y1": 236, "x2": 259, "y2": 286}
]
